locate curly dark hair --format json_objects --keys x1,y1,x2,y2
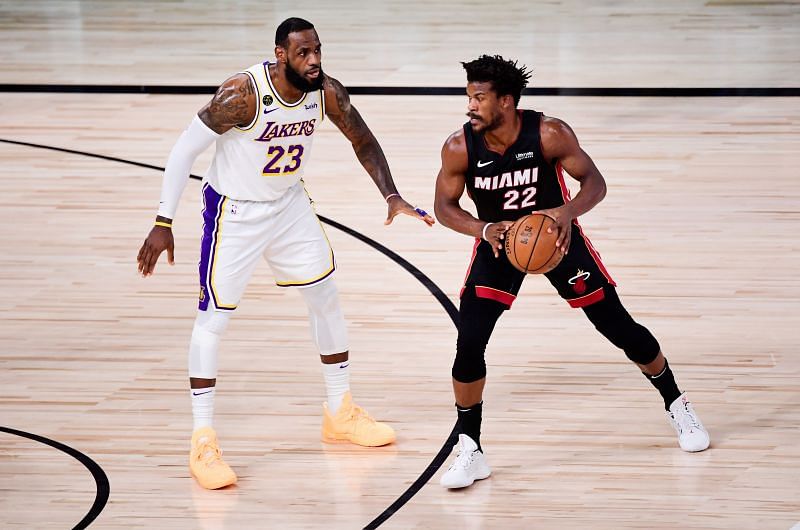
[{"x1": 461, "y1": 55, "x2": 532, "y2": 107}]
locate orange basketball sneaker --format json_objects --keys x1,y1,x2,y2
[
  {"x1": 190, "y1": 427, "x2": 237, "y2": 489},
  {"x1": 321, "y1": 392, "x2": 396, "y2": 446}
]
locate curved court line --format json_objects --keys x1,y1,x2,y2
[
  {"x1": 0, "y1": 137, "x2": 460, "y2": 528},
  {"x1": 0, "y1": 425, "x2": 110, "y2": 530}
]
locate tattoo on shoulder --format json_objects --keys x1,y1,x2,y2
[
  {"x1": 325, "y1": 76, "x2": 368, "y2": 140},
  {"x1": 201, "y1": 75, "x2": 254, "y2": 132},
  {"x1": 324, "y1": 76, "x2": 350, "y2": 114}
]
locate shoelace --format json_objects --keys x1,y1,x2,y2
[
  {"x1": 348, "y1": 404, "x2": 376, "y2": 425},
  {"x1": 675, "y1": 402, "x2": 702, "y2": 431},
  {"x1": 196, "y1": 439, "x2": 224, "y2": 467},
  {"x1": 449, "y1": 447, "x2": 476, "y2": 471}
]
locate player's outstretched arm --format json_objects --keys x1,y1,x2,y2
[
  {"x1": 538, "y1": 116, "x2": 607, "y2": 254},
  {"x1": 323, "y1": 75, "x2": 433, "y2": 226},
  {"x1": 434, "y1": 130, "x2": 513, "y2": 257},
  {"x1": 137, "y1": 75, "x2": 256, "y2": 277}
]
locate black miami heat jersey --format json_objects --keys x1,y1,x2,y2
[
  {"x1": 464, "y1": 110, "x2": 565, "y2": 223},
  {"x1": 460, "y1": 109, "x2": 617, "y2": 310}
]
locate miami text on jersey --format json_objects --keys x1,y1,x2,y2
[{"x1": 474, "y1": 167, "x2": 539, "y2": 191}]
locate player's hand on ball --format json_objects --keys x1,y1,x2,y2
[
  {"x1": 537, "y1": 206, "x2": 573, "y2": 254},
  {"x1": 483, "y1": 221, "x2": 514, "y2": 258},
  {"x1": 385, "y1": 195, "x2": 435, "y2": 226}
]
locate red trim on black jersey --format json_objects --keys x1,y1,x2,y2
[
  {"x1": 567, "y1": 287, "x2": 605, "y2": 308},
  {"x1": 459, "y1": 238, "x2": 482, "y2": 298},
  {"x1": 554, "y1": 162, "x2": 616, "y2": 286},
  {"x1": 475, "y1": 286, "x2": 516, "y2": 308}
]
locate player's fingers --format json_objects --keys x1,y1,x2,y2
[
  {"x1": 555, "y1": 223, "x2": 569, "y2": 247},
  {"x1": 384, "y1": 206, "x2": 399, "y2": 225},
  {"x1": 137, "y1": 244, "x2": 147, "y2": 273},
  {"x1": 167, "y1": 244, "x2": 175, "y2": 266},
  {"x1": 412, "y1": 207, "x2": 435, "y2": 227},
  {"x1": 144, "y1": 247, "x2": 160, "y2": 276},
  {"x1": 557, "y1": 229, "x2": 569, "y2": 253},
  {"x1": 138, "y1": 246, "x2": 151, "y2": 275}
]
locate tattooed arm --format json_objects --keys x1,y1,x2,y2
[
  {"x1": 198, "y1": 74, "x2": 257, "y2": 133},
  {"x1": 136, "y1": 74, "x2": 257, "y2": 277},
  {"x1": 323, "y1": 75, "x2": 434, "y2": 226}
]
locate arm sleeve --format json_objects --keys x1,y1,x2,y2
[{"x1": 156, "y1": 115, "x2": 220, "y2": 219}]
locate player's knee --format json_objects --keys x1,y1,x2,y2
[
  {"x1": 584, "y1": 290, "x2": 660, "y2": 365},
  {"x1": 597, "y1": 321, "x2": 659, "y2": 364},
  {"x1": 300, "y1": 279, "x2": 348, "y2": 355},
  {"x1": 620, "y1": 322, "x2": 660, "y2": 364},
  {"x1": 189, "y1": 309, "x2": 230, "y2": 379},
  {"x1": 301, "y1": 278, "x2": 340, "y2": 315},
  {"x1": 452, "y1": 344, "x2": 487, "y2": 383},
  {"x1": 451, "y1": 320, "x2": 492, "y2": 383},
  {"x1": 452, "y1": 288, "x2": 505, "y2": 383}
]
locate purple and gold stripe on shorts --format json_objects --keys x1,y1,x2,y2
[{"x1": 198, "y1": 184, "x2": 234, "y2": 311}]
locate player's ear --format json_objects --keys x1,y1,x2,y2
[{"x1": 275, "y1": 45, "x2": 286, "y2": 63}]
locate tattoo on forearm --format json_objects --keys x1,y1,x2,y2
[{"x1": 326, "y1": 76, "x2": 394, "y2": 193}]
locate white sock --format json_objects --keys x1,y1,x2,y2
[
  {"x1": 191, "y1": 387, "x2": 215, "y2": 430},
  {"x1": 322, "y1": 361, "x2": 350, "y2": 414}
]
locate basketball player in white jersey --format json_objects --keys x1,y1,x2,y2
[{"x1": 136, "y1": 17, "x2": 435, "y2": 490}]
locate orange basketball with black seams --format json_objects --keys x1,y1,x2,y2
[{"x1": 504, "y1": 213, "x2": 564, "y2": 274}]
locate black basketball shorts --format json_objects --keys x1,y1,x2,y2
[{"x1": 460, "y1": 223, "x2": 617, "y2": 309}]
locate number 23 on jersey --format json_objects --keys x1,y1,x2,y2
[{"x1": 262, "y1": 144, "x2": 305, "y2": 175}]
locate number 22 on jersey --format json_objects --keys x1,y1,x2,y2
[{"x1": 262, "y1": 144, "x2": 305, "y2": 175}]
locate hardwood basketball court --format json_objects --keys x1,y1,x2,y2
[{"x1": 1, "y1": 1, "x2": 799, "y2": 528}]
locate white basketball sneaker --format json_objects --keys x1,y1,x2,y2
[
  {"x1": 440, "y1": 434, "x2": 491, "y2": 489},
  {"x1": 667, "y1": 393, "x2": 710, "y2": 452}
]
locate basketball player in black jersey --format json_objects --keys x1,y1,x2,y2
[{"x1": 435, "y1": 55, "x2": 709, "y2": 489}]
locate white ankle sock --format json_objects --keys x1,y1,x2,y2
[
  {"x1": 322, "y1": 361, "x2": 350, "y2": 414},
  {"x1": 191, "y1": 387, "x2": 215, "y2": 430}
]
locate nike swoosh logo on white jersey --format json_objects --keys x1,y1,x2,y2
[{"x1": 477, "y1": 160, "x2": 493, "y2": 167}]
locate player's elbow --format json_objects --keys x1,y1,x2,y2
[
  {"x1": 588, "y1": 171, "x2": 607, "y2": 203},
  {"x1": 597, "y1": 178, "x2": 607, "y2": 202}
]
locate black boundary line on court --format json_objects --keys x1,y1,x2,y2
[
  {"x1": 0, "y1": 137, "x2": 460, "y2": 529},
  {"x1": 0, "y1": 425, "x2": 110, "y2": 530},
  {"x1": 1, "y1": 83, "x2": 799, "y2": 97}
]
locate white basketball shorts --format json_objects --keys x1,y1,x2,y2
[{"x1": 197, "y1": 181, "x2": 335, "y2": 311}]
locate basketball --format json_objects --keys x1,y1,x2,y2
[{"x1": 504, "y1": 213, "x2": 564, "y2": 274}]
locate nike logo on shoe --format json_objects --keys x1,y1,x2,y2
[
  {"x1": 477, "y1": 160, "x2": 493, "y2": 168},
  {"x1": 192, "y1": 390, "x2": 212, "y2": 396}
]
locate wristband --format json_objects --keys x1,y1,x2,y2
[
  {"x1": 384, "y1": 193, "x2": 400, "y2": 202},
  {"x1": 481, "y1": 222, "x2": 492, "y2": 241},
  {"x1": 154, "y1": 221, "x2": 173, "y2": 229}
]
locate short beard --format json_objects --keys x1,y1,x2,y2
[
  {"x1": 470, "y1": 110, "x2": 504, "y2": 133},
  {"x1": 285, "y1": 62, "x2": 324, "y2": 92}
]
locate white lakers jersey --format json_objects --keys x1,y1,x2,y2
[{"x1": 205, "y1": 60, "x2": 325, "y2": 201}]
